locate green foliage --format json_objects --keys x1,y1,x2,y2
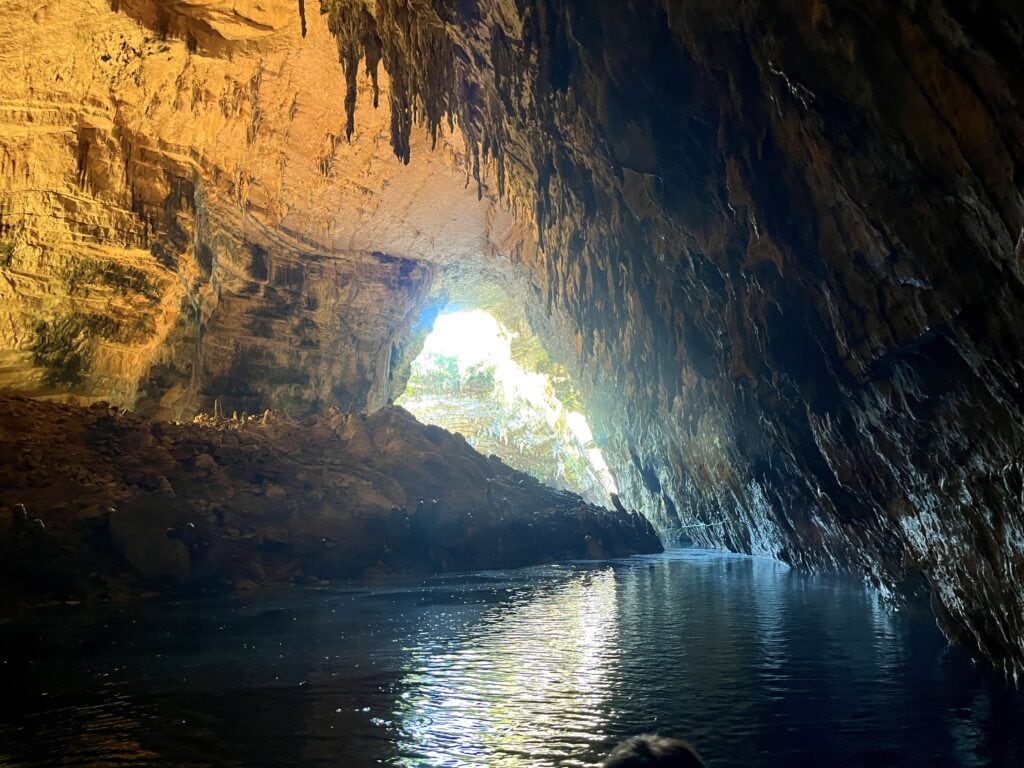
[
  {"x1": 411, "y1": 355, "x2": 497, "y2": 395},
  {"x1": 412, "y1": 353, "x2": 462, "y2": 392},
  {"x1": 462, "y1": 362, "x2": 496, "y2": 393},
  {"x1": 435, "y1": 354, "x2": 459, "y2": 380},
  {"x1": 398, "y1": 311, "x2": 608, "y2": 503},
  {"x1": 550, "y1": 374, "x2": 583, "y2": 412}
]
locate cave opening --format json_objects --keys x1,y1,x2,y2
[{"x1": 396, "y1": 309, "x2": 618, "y2": 506}]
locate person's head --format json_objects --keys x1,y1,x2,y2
[{"x1": 602, "y1": 734, "x2": 706, "y2": 768}]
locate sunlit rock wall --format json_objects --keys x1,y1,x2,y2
[
  {"x1": 321, "y1": 0, "x2": 1024, "y2": 675},
  {"x1": 0, "y1": 0, "x2": 525, "y2": 418}
]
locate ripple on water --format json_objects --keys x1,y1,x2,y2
[{"x1": 1, "y1": 550, "x2": 1022, "y2": 767}]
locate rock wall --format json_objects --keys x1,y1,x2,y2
[
  {"x1": 0, "y1": 0, "x2": 527, "y2": 418},
  {"x1": 320, "y1": 0, "x2": 1024, "y2": 676}
]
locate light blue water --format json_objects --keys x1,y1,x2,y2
[{"x1": 0, "y1": 549, "x2": 1021, "y2": 766}]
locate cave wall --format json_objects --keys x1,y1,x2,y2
[
  {"x1": 320, "y1": 0, "x2": 1024, "y2": 675},
  {"x1": 0, "y1": 0, "x2": 526, "y2": 418}
]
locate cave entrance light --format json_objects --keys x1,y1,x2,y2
[{"x1": 397, "y1": 310, "x2": 618, "y2": 506}]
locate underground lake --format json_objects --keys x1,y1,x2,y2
[{"x1": 2, "y1": 549, "x2": 1021, "y2": 767}]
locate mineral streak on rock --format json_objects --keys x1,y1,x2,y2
[{"x1": 0, "y1": 396, "x2": 661, "y2": 605}]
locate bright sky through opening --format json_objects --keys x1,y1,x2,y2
[{"x1": 416, "y1": 311, "x2": 618, "y2": 494}]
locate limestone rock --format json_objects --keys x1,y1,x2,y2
[
  {"x1": 2, "y1": 0, "x2": 1024, "y2": 679},
  {"x1": 317, "y1": 0, "x2": 1024, "y2": 679},
  {"x1": 0, "y1": 0, "x2": 523, "y2": 418}
]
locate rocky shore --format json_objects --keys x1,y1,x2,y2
[{"x1": 0, "y1": 397, "x2": 661, "y2": 608}]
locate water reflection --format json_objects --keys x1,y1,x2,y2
[
  {"x1": 0, "y1": 696, "x2": 158, "y2": 767},
  {"x1": 396, "y1": 568, "x2": 619, "y2": 766},
  {"x1": 1, "y1": 551, "x2": 1022, "y2": 767}
]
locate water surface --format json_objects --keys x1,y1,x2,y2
[{"x1": 1, "y1": 549, "x2": 1021, "y2": 766}]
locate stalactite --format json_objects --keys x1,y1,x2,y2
[
  {"x1": 320, "y1": 1, "x2": 381, "y2": 140},
  {"x1": 319, "y1": 0, "x2": 489, "y2": 174}
]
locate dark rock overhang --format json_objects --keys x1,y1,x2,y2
[{"x1": 321, "y1": 0, "x2": 1024, "y2": 677}]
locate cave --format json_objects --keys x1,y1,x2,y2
[{"x1": 1, "y1": 0, "x2": 1023, "y2": 765}]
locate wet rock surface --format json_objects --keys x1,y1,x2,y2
[{"x1": 0, "y1": 396, "x2": 661, "y2": 607}]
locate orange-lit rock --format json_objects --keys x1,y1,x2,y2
[{"x1": 0, "y1": 0, "x2": 527, "y2": 417}]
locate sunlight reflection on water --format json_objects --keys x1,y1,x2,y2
[
  {"x1": 396, "y1": 569, "x2": 619, "y2": 766},
  {"x1": 1, "y1": 550, "x2": 1022, "y2": 768}
]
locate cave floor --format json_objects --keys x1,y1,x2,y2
[{"x1": 1, "y1": 548, "x2": 1021, "y2": 767}]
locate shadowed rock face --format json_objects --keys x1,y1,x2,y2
[
  {"x1": 320, "y1": 0, "x2": 1024, "y2": 676},
  {"x1": 0, "y1": 396, "x2": 661, "y2": 603},
  {"x1": 1, "y1": 0, "x2": 1023, "y2": 675}
]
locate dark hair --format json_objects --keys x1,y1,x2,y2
[{"x1": 602, "y1": 734, "x2": 706, "y2": 768}]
